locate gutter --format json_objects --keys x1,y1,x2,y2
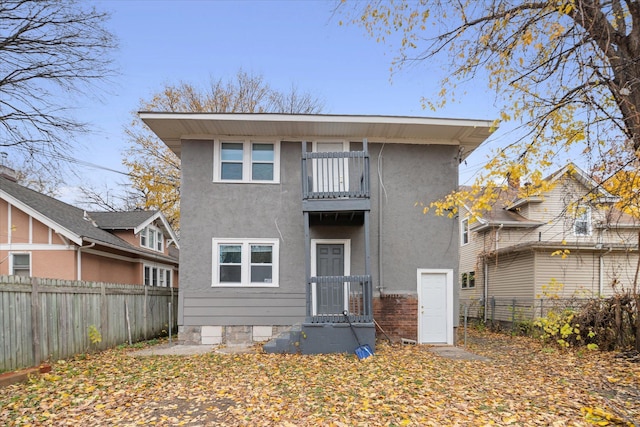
[{"x1": 82, "y1": 237, "x2": 179, "y2": 264}]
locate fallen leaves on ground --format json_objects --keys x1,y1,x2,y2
[{"x1": 1, "y1": 329, "x2": 639, "y2": 426}]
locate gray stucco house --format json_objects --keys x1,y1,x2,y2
[{"x1": 140, "y1": 113, "x2": 494, "y2": 353}]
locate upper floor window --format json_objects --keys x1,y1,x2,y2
[
  {"x1": 140, "y1": 225, "x2": 164, "y2": 252},
  {"x1": 11, "y1": 253, "x2": 30, "y2": 277},
  {"x1": 574, "y1": 206, "x2": 591, "y2": 236},
  {"x1": 461, "y1": 218, "x2": 470, "y2": 245},
  {"x1": 214, "y1": 140, "x2": 280, "y2": 183}
]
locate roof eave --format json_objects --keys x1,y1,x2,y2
[{"x1": 139, "y1": 112, "x2": 495, "y2": 159}]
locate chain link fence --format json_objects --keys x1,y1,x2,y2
[{"x1": 460, "y1": 295, "x2": 638, "y2": 349}]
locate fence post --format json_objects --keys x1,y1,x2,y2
[
  {"x1": 540, "y1": 298, "x2": 544, "y2": 318},
  {"x1": 143, "y1": 285, "x2": 148, "y2": 340},
  {"x1": 100, "y1": 282, "x2": 107, "y2": 348},
  {"x1": 490, "y1": 296, "x2": 495, "y2": 326},
  {"x1": 168, "y1": 302, "x2": 172, "y2": 344},
  {"x1": 30, "y1": 277, "x2": 41, "y2": 366},
  {"x1": 464, "y1": 304, "x2": 468, "y2": 346},
  {"x1": 511, "y1": 298, "x2": 516, "y2": 335}
]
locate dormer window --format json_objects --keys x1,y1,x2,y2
[
  {"x1": 574, "y1": 206, "x2": 591, "y2": 236},
  {"x1": 141, "y1": 225, "x2": 164, "y2": 252}
]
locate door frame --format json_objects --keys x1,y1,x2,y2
[
  {"x1": 416, "y1": 268, "x2": 454, "y2": 345},
  {"x1": 311, "y1": 140, "x2": 350, "y2": 193},
  {"x1": 311, "y1": 239, "x2": 351, "y2": 316}
]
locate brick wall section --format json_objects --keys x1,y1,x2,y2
[{"x1": 373, "y1": 294, "x2": 418, "y2": 342}]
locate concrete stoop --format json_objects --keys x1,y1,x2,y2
[
  {"x1": 263, "y1": 322, "x2": 375, "y2": 355},
  {"x1": 263, "y1": 323, "x2": 302, "y2": 354}
]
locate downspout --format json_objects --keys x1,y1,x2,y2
[
  {"x1": 76, "y1": 242, "x2": 96, "y2": 280},
  {"x1": 377, "y1": 143, "x2": 386, "y2": 295},
  {"x1": 483, "y1": 259, "x2": 489, "y2": 322},
  {"x1": 495, "y1": 223, "x2": 504, "y2": 252},
  {"x1": 486, "y1": 224, "x2": 502, "y2": 322}
]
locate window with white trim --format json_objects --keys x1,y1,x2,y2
[
  {"x1": 144, "y1": 265, "x2": 172, "y2": 287},
  {"x1": 212, "y1": 238, "x2": 279, "y2": 287},
  {"x1": 140, "y1": 225, "x2": 164, "y2": 252},
  {"x1": 11, "y1": 253, "x2": 30, "y2": 277},
  {"x1": 461, "y1": 218, "x2": 470, "y2": 245},
  {"x1": 214, "y1": 140, "x2": 280, "y2": 183},
  {"x1": 574, "y1": 206, "x2": 591, "y2": 236}
]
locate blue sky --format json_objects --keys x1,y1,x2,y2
[{"x1": 59, "y1": 0, "x2": 506, "y2": 200}]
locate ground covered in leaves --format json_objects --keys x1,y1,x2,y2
[{"x1": 1, "y1": 329, "x2": 639, "y2": 426}]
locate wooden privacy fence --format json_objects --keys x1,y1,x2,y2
[{"x1": 0, "y1": 275, "x2": 178, "y2": 372}]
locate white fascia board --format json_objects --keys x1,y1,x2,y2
[
  {"x1": 0, "y1": 191, "x2": 83, "y2": 245},
  {"x1": 139, "y1": 112, "x2": 494, "y2": 128},
  {"x1": 472, "y1": 221, "x2": 544, "y2": 232}
]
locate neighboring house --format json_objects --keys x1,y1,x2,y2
[
  {"x1": 0, "y1": 169, "x2": 179, "y2": 286},
  {"x1": 459, "y1": 163, "x2": 640, "y2": 321},
  {"x1": 141, "y1": 112, "x2": 494, "y2": 353}
]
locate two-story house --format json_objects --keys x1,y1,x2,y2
[
  {"x1": 0, "y1": 169, "x2": 179, "y2": 286},
  {"x1": 141, "y1": 112, "x2": 494, "y2": 353},
  {"x1": 459, "y1": 163, "x2": 640, "y2": 322}
]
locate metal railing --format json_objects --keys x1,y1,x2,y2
[
  {"x1": 460, "y1": 296, "x2": 606, "y2": 332},
  {"x1": 302, "y1": 149, "x2": 370, "y2": 200},
  {"x1": 307, "y1": 275, "x2": 373, "y2": 323}
]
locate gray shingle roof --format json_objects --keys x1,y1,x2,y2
[
  {"x1": 0, "y1": 176, "x2": 177, "y2": 262},
  {"x1": 88, "y1": 211, "x2": 156, "y2": 229}
]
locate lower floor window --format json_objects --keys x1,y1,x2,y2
[
  {"x1": 144, "y1": 265, "x2": 172, "y2": 287},
  {"x1": 11, "y1": 253, "x2": 31, "y2": 277},
  {"x1": 213, "y1": 238, "x2": 279, "y2": 287},
  {"x1": 461, "y1": 271, "x2": 475, "y2": 289}
]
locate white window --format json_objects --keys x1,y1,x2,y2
[
  {"x1": 214, "y1": 140, "x2": 280, "y2": 183},
  {"x1": 141, "y1": 225, "x2": 164, "y2": 252},
  {"x1": 461, "y1": 218, "x2": 470, "y2": 245},
  {"x1": 11, "y1": 253, "x2": 30, "y2": 277},
  {"x1": 212, "y1": 238, "x2": 279, "y2": 287},
  {"x1": 144, "y1": 265, "x2": 172, "y2": 287},
  {"x1": 574, "y1": 206, "x2": 591, "y2": 236}
]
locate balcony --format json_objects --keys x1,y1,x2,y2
[{"x1": 301, "y1": 141, "x2": 371, "y2": 214}]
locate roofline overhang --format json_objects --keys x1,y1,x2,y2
[
  {"x1": 595, "y1": 223, "x2": 640, "y2": 229},
  {"x1": 139, "y1": 112, "x2": 496, "y2": 159},
  {"x1": 0, "y1": 190, "x2": 83, "y2": 245},
  {"x1": 482, "y1": 242, "x2": 638, "y2": 258},
  {"x1": 83, "y1": 237, "x2": 179, "y2": 264},
  {"x1": 472, "y1": 221, "x2": 545, "y2": 232}
]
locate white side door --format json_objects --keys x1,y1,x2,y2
[{"x1": 417, "y1": 269, "x2": 454, "y2": 344}]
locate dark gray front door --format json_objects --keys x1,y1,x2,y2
[{"x1": 316, "y1": 244, "x2": 345, "y2": 314}]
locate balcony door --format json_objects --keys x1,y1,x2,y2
[
  {"x1": 311, "y1": 239, "x2": 350, "y2": 315},
  {"x1": 312, "y1": 141, "x2": 349, "y2": 194}
]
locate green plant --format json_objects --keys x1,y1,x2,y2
[
  {"x1": 88, "y1": 325, "x2": 102, "y2": 346},
  {"x1": 534, "y1": 309, "x2": 598, "y2": 349}
]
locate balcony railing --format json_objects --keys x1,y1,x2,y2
[
  {"x1": 306, "y1": 275, "x2": 373, "y2": 323},
  {"x1": 301, "y1": 142, "x2": 370, "y2": 202}
]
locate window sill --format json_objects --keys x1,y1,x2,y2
[
  {"x1": 212, "y1": 283, "x2": 279, "y2": 288},
  {"x1": 213, "y1": 179, "x2": 280, "y2": 184}
]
